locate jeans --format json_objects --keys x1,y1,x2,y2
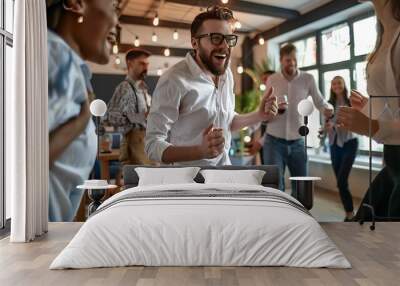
[
  {"x1": 263, "y1": 134, "x2": 307, "y2": 193},
  {"x1": 330, "y1": 138, "x2": 358, "y2": 212},
  {"x1": 355, "y1": 145, "x2": 400, "y2": 220}
]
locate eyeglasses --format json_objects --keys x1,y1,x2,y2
[{"x1": 195, "y1": 33, "x2": 238, "y2": 47}]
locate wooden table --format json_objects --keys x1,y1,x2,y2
[
  {"x1": 1, "y1": 222, "x2": 400, "y2": 286},
  {"x1": 98, "y1": 149, "x2": 120, "y2": 180}
]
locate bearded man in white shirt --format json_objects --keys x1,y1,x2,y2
[
  {"x1": 145, "y1": 6, "x2": 278, "y2": 166},
  {"x1": 263, "y1": 43, "x2": 333, "y2": 192}
]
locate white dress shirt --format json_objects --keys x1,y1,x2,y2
[
  {"x1": 145, "y1": 53, "x2": 236, "y2": 166},
  {"x1": 265, "y1": 71, "x2": 330, "y2": 140},
  {"x1": 362, "y1": 25, "x2": 400, "y2": 145}
]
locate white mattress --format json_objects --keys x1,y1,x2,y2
[{"x1": 50, "y1": 183, "x2": 351, "y2": 269}]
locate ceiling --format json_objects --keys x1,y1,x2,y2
[
  {"x1": 118, "y1": 0, "x2": 333, "y2": 48},
  {"x1": 96, "y1": 0, "x2": 338, "y2": 75}
]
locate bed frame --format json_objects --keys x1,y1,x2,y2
[{"x1": 122, "y1": 165, "x2": 280, "y2": 190}]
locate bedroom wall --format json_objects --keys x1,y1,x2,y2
[{"x1": 91, "y1": 74, "x2": 160, "y2": 103}]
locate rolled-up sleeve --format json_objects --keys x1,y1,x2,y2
[{"x1": 145, "y1": 78, "x2": 182, "y2": 162}]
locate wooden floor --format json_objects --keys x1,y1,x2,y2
[{"x1": 1, "y1": 222, "x2": 399, "y2": 286}]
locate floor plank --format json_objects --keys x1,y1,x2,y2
[{"x1": 1, "y1": 222, "x2": 399, "y2": 286}]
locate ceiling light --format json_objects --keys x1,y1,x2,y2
[
  {"x1": 173, "y1": 30, "x2": 179, "y2": 40},
  {"x1": 221, "y1": 0, "x2": 229, "y2": 4},
  {"x1": 237, "y1": 65, "x2": 244, "y2": 74},
  {"x1": 258, "y1": 36, "x2": 265, "y2": 46},
  {"x1": 112, "y1": 44, "x2": 118, "y2": 55},
  {"x1": 115, "y1": 56, "x2": 121, "y2": 65},
  {"x1": 244, "y1": 135, "x2": 251, "y2": 143},
  {"x1": 152, "y1": 32, "x2": 158, "y2": 42},
  {"x1": 164, "y1": 48, "x2": 170, "y2": 57},
  {"x1": 153, "y1": 13, "x2": 159, "y2": 26},
  {"x1": 134, "y1": 36, "x2": 140, "y2": 47}
]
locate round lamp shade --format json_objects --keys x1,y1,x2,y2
[
  {"x1": 297, "y1": 99, "x2": 314, "y2": 116},
  {"x1": 90, "y1": 99, "x2": 107, "y2": 117}
]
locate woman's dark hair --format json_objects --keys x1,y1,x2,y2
[
  {"x1": 47, "y1": 1, "x2": 64, "y2": 31},
  {"x1": 328, "y1": 76, "x2": 351, "y2": 109},
  {"x1": 191, "y1": 6, "x2": 235, "y2": 38},
  {"x1": 392, "y1": 0, "x2": 400, "y2": 21}
]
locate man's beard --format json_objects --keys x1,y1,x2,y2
[
  {"x1": 283, "y1": 66, "x2": 296, "y2": 76},
  {"x1": 198, "y1": 47, "x2": 230, "y2": 76},
  {"x1": 137, "y1": 70, "x2": 147, "y2": 80}
]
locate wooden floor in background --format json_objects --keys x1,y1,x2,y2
[{"x1": 1, "y1": 222, "x2": 399, "y2": 286}]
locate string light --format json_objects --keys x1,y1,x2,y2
[
  {"x1": 234, "y1": 21, "x2": 242, "y2": 29},
  {"x1": 237, "y1": 65, "x2": 244, "y2": 74},
  {"x1": 258, "y1": 36, "x2": 265, "y2": 46},
  {"x1": 112, "y1": 44, "x2": 118, "y2": 55},
  {"x1": 173, "y1": 30, "x2": 179, "y2": 40},
  {"x1": 164, "y1": 48, "x2": 170, "y2": 57},
  {"x1": 153, "y1": 13, "x2": 159, "y2": 26},
  {"x1": 115, "y1": 56, "x2": 121, "y2": 65},
  {"x1": 157, "y1": 68, "x2": 163, "y2": 76},
  {"x1": 152, "y1": 32, "x2": 158, "y2": 42},
  {"x1": 134, "y1": 36, "x2": 140, "y2": 47}
]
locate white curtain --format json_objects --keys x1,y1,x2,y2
[{"x1": 7, "y1": 0, "x2": 49, "y2": 242}]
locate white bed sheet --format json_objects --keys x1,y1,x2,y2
[{"x1": 50, "y1": 183, "x2": 351, "y2": 269}]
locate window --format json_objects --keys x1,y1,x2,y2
[
  {"x1": 293, "y1": 36, "x2": 317, "y2": 68},
  {"x1": 5, "y1": 0, "x2": 13, "y2": 33},
  {"x1": 354, "y1": 16, "x2": 377, "y2": 56},
  {"x1": 306, "y1": 69, "x2": 319, "y2": 88},
  {"x1": 321, "y1": 23, "x2": 350, "y2": 64},
  {"x1": 283, "y1": 11, "x2": 382, "y2": 153},
  {"x1": 355, "y1": 61, "x2": 368, "y2": 96},
  {"x1": 1, "y1": 0, "x2": 14, "y2": 230}
]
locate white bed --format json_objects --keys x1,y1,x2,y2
[{"x1": 50, "y1": 183, "x2": 351, "y2": 269}]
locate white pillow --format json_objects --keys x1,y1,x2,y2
[
  {"x1": 135, "y1": 167, "x2": 201, "y2": 186},
  {"x1": 200, "y1": 169, "x2": 266, "y2": 185}
]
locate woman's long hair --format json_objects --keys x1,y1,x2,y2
[
  {"x1": 328, "y1": 76, "x2": 351, "y2": 109},
  {"x1": 368, "y1": 0, "x2": 400, "y2": 65}
]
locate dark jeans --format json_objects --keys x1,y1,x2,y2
[
  {"x1": 263, "y1": 134, "x2": 307, "y2": 193},
  {"x1": 355, "y1": 145, "x2": 400, "y2": 220},
  {"x1": 330, "y1": 138, "x2": 358, "y2": 212}
]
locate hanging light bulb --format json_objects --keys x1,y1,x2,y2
[
  {"x1": 152, "y1": 32, "x2": 158, "y2": 42},
  {"x1": 153, "y1": 13, "x2": 159, "y2": 26},
  {"x1": 258, "y1": 36, "x2": 265, "y2": 46},
  {"x1": 173, "y1": 30, "x2": 179, "y2": 40},
  {"x1": 221, "y1": 0, "x2": 229, "y2": 4},
  {"x1": 237, "y1": 65, "x2": 244, "y2": 74},
  {"x1": 244, "y1": 135, "x2": 251, "y2": 143},
  {"x1": 134, "y1": 36, "x2": 140, "y2": 47},
  {"x1": 112, "y1": 44, "x2": 119, "y2": 55},
  {"x1": 157, "y1": 68, "x2": 163, "y2": 76},
  {"x1": 234, "y1": 21, "x2": 242, "y2": 30},
  {"x1": 164, "y1": 48, "x2": 170, "y2": 57},
  {"x1": 115, "y1": 56, "x2": 121, "y2": 65},
  {"x1": 259, "y1": 84, "x2": 266, "y2": 91}
]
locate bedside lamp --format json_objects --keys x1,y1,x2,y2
[
  {"x1": 76, "y1": 99, "x2": 116, "y2": 217},
  {"x1": 289, "y1": 99, "x2": 320, "y2": 210},
  {"x1": 297, "y1": 99, "x2": 314, "y2": 157},
  {"x1": 90, "y1": 99, "x2": 107, "y2": 160}
]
